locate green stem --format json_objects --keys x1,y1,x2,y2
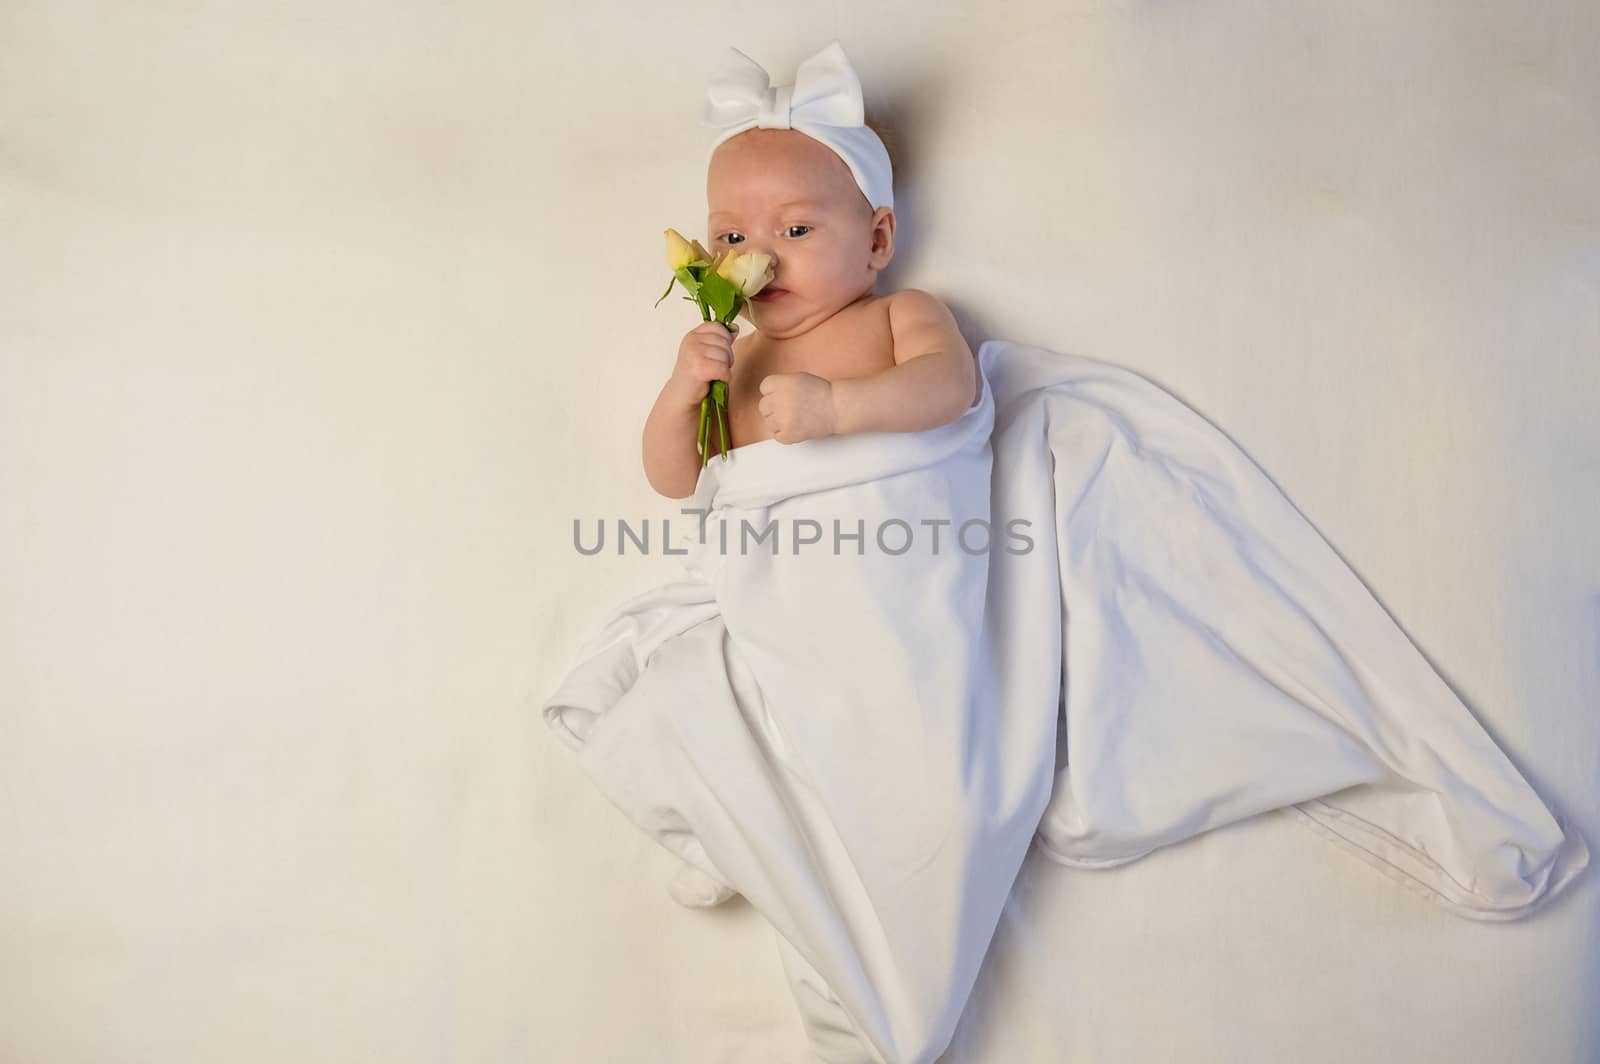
[
  {"x1": 716, "y1": 396, "x2": 729, "y2": 460},
  {"x1": 689, "y1": 300, "x2": 743, "y2": 466},
  {"x1": 697, "y1": 396, "x2": 708, "y2": 462}
]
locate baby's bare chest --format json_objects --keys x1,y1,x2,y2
[{"x1": 727, "y1": 298, "x2": 897, "y2": 447}]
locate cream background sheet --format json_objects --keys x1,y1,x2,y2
[{"x1": 2, "y1": 3, "x2": 1595, "y2": 1062}]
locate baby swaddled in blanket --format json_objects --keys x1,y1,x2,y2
[{"x1": 537, "y1": 40, "x2": 1590, "y2": 1064}]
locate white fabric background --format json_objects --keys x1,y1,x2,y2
[{"x1": 2, "y1": 3, "x2": 1595, "y2": 1061}]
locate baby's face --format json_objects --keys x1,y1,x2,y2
[{"x1": 707, "y1": 129, "x2": 894, "y2": 340}]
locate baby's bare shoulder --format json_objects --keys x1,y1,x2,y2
[
  {"x1": 886, "y1": 287, "x2": 956, "y2": 317},
  {"x1": 885, "y1": 288, "x2": 966, "y2": 360}
]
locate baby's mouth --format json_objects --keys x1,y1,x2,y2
[{"x1": 754, "y1": 287, "x2": 790, "y2": 303}]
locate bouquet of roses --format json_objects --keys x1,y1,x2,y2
[{"x1": 655, "y1": 228, "x2": 774, "y2": 466}]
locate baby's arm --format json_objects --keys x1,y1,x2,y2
[
  {"x1": 830, "y1": 289, "x2": 977, "y2": 436},
  {"x1": 643, "y1": 321, "x2": 738, "y2": 499}
]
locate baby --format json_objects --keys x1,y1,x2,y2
[{"x1": 642, "y1": 42, "x2": 980, "y2": 500}]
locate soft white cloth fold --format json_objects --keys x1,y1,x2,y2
[{"x1": 539, "y1": 339, "x2": 1589, "y2": 1064}]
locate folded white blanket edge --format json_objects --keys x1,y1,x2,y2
[{"x1": 537, "y1": 338, "x2": 1590, "y2": 1064}]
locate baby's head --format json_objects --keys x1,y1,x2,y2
[
  {"x1": 699, "y1": 41, "x2": 897, "y2": 339},
  {"x1": 707, "y1": 125, "x2": 896, "y2": 339}
]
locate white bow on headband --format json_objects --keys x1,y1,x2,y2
[{"x1": 699, "y1": 39, "x2": 894, "y2": 213}]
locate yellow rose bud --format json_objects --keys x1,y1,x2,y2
[
  {"x1": 664, "y1": 228, "x2": 699, "y2": 271},
  {"x1": 716, "y1": 251, "x2": 775, "y2": 299}
]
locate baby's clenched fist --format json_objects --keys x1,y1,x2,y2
[
  {"x1": 758, "y1": 372, "x2": 836, "y2": 444},
  {"x1": 669, "y1": 320, "x2": 738, "y2": 408}
]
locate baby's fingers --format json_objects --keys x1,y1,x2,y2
[{"x1": 697, "y1": 351, "x2": 732, "y2": 383}]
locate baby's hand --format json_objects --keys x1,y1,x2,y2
[
  {"x1": 668, "y1": 320, "x2": 738, "y2": 408},
  {"x1": 758, "y1": 372, "x2": 836, "y2": 444}
]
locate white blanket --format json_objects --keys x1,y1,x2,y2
[{"x1": 540, "y1": 339, "x2": 1590, "y2": 1064}]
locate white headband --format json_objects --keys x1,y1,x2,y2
[{"x1": 700, "y1": 40, "x2": 894, "y2": 214}]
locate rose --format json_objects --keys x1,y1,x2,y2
[
  {"x1": 664, "y1": 228, "x2": 712, "y2": 271},
  {"x1": 656, "y1": 228, "x2": 774, "y2": 465},
  {"x1": 712, "y1": 247, "x2": 773, "y2": 300}
]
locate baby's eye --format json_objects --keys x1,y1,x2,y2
[
  {"x1": 721, "y1": 233, "x2": 743, "y2": 245},
  {"x1": 786, "y1": 225, "x2": 812, "y2": 238}
]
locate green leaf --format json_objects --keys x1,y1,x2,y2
[
  {"x1": 673, "y1": 266, "x2": 702, "y2": 300},
  {"x1": 699, "y1": 271, "x2": 739, "y2": 323},
  {"x1": 652, "y1": 274, "x2": 676, "y2": 308}
]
